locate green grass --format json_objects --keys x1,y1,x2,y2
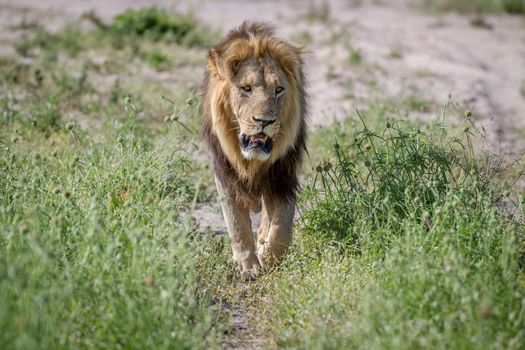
[
  {"x1": 0, "y1": 129, "x2": 220, "y2": 349},
  {"x1": 348, "y1": 48, "x2": 363, "y2": 65},
  {"x1": 0, "y1": 66, "x2": 228, "y2": 348},
  {"x1": 108, "y1": 7, "x2": 215, "y2": 46},
  {"x1": 254, "y1": 110, "x2": 525, "y2": 349},
  {"x1": 2, "y1": 6, "x2": 525, "y2": 350},
  {"x1": 15, "y1": 8, "x2": 218, "y2": 63},
  {"x1": 0, "y1": 11, "x2": 229, "y2": 348},
  {"x1": 418, "y1": 0, "x2": 525, "y2": 14}
]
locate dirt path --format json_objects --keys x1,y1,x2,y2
[
  {"x1": 220, "y1": 285, "x2": 268, "y2": 350},
  {"x1": 1, "y1": 1, "x2": 524, "y2": 348}
]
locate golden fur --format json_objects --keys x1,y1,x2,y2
[
  {"x1": 202, "y1": 22, "x2": 306, "y2": 194},
  {"x1": 201, "y1": 22, "x2": 307, "y2": 273}
]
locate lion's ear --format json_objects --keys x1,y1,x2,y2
[{"x1": 208, "y1": 48, "x2": 228, "y2": 80}]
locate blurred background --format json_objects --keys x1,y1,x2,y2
[{"x1": 1, "y1": 0, "x2": 524, "y2": 151}]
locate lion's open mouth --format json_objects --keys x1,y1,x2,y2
[{"x1": 240, "y1": 133, "x2": 273, "y2": 153}]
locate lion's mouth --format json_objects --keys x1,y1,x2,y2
[{"x1": 240, "y1": 133, "x2": 273, "y2": 153}]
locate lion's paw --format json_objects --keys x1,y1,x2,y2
[{"x1": 237, "y1": 253, "x2": 261, "y2": 279}]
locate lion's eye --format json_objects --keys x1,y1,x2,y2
[
  {"x1": 241, "y1": 85, "x2": 252, "y2": 92},
  {"x1": 275, "y1": 86, "x2": 284, "y2": 94}
]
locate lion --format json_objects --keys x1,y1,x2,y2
[{"x1": 200, "y1": 22, "x2": 307, "y2": 276}]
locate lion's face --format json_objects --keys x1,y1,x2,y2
[
  {"x1": 229, "y1": 57, "x2": 287, "y2": 161},
  {"x1": 204, "y1": 22, "x2": 305, "y2": 179}
]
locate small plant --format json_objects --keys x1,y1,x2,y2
[
  {"x1": 502, "y1": 0, "x2": 525, "y2": 13},
  {"x1": 388, "y1": 45, "x2": 403, "y2": 59},
  {"x1": 420, "y1": 0, "x2": 525, "y2": 14},
  {"x1": 470, "y1": 14, "x2": 494, "y2": 29},
  {"x1": 143, "y1": 51, "x2": 171, "y2": 71},
  {"x1": 400, "y1": 95, "x2": 432, "y2": 112},
  {"x1": 300, "y1": 110, "x2": 521, "y2": 250},
  {"x1": 348, "y1": 48, "x2": 362, "y2": 65},
  {"x1": 15, "y1": 25, "x2": 85, "y2": 60},
  {"x1": 109, "y1": 7, "x2": 215, "y2": 46},
  {"x1": 15, "y1": 7, "x2": 217, "y2": 60}
]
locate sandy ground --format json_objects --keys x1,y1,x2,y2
[{"x1": 1, "y1": 1, "x2": 524, "y2": 347}]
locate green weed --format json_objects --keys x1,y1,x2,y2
[
  {"x1": 15, "y1": 7, "x2": 217, "y2": 62},
  {"x1": 257, "y1": 107, "x2": 525, "y2": 349},
  {"x1": 109, "y1": 7, "x2": 215, "y2": 46},
  {"x1": 144, "y1": 51, "x2": 171, "y2": 71},
  {"x1": 0, "y1": 95, "x2": 224, "y2": 350},
  {"x1": 348, "y1": 48, "x2": 363, "y2": 65},
  {"x1": 419, "y1": 0, "x2": 525, "y2": 14}
]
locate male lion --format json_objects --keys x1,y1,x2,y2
[{"x1": 201, "y1": 22, "x2": 307, "y2": 276}]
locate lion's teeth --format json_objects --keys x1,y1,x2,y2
[{"x1": 250, "y1": 134, "x2": 268, "y2": 142}]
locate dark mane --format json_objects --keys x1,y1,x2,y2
[{"x1": 200, "y1": 21, "x2": 308, "y2": 207}]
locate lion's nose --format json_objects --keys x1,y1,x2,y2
[{"x1": 252, "y1": 117, "x2": 276, "y2": 128}]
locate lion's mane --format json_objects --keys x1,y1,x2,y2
[{"x1": 201, "y1": 22, "x2": 308, "y2": 209}]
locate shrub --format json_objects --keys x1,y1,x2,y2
[
  {"x1": 264, "y1": 109, "x2": 525, "y2": 349},
  {"x1": 109, "y1": 7, "x2": 214, "y2": 46}
]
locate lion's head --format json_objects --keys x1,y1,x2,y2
[
  {"x1": 227, "y1": 55, "x2": 287, "y2": 162},
  {"x1": 202, "y1": 22, "x2": 306, "y2": 182}
]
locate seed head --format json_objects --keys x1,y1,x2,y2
[
  {"x1": 477, "y1": 307, "x2": 492, "y2": 318},
  {"x1": 144, "y1": 275, "x2": 154, "y2": 287},
  {"x1": 19, "y1": 223, "x2": 29, "y2": 234}
]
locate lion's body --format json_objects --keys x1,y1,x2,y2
[{"x1": 201, "y1": 22, "x2": 307, "y2": 274}]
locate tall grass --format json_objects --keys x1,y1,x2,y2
[
  {"x1": 258, "y1": 109, "x2": 525, "y2": 349},
  {"x1": 0, "y1": 79, "x2": 223, "y2": 349}
]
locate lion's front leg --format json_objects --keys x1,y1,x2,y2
[
  {"x1": 215, "y1": 177, "x2": 260, "y2": 275},
  {"x1": 257, "y1": 195, "x2": 294, "y2": 268},
  {"x1": 256, "y1": 199, "x2": 270, "y2": 248}
]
